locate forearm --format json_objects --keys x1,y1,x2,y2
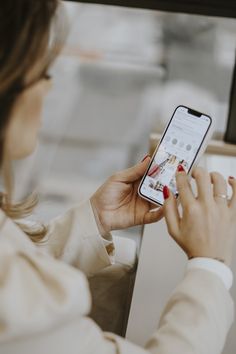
[{"x1": 39, "y1": 200, "x2": 115, "y2": 276}]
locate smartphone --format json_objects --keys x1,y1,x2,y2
[{"x1": 138, "y1": 105, "x2": 212, "y2": 206}]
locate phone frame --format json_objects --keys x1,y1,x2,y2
[{"x1": 138, "y1": 105, "x2": 212, "y2": 206}]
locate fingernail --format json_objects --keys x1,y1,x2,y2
[
  {"x1": 163, "y1": 185, "x2": 170, "y2": 200},
  {"x1": 148, "y1": 165, "x2": 159, "y2": 176},
  {"x1": 141, "y1": 154, "x2": 150, "y2": 162},
  {"x1": 229, "y1": 176, "x2": 235, "y2": 180},
  {"x1": 177, "y1": 165, "x2": 185, "y2": 173}
]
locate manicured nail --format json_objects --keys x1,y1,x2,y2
[
  {"x1": 229, "y1": 176, "x2": 235, "y2": 180},
  {"x1": 148, "y1": 165, "x2": 159, "y2": 177},
  {"x1": 141, "y1": 154, "x2": 150, "y2": 162},
  {"x1": 177, "y1": 165, "x2": 185, "y2": 172},
  {"x1": 163, "y1": 185, "x2": 170, "y2": 200}
]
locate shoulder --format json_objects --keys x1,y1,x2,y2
[{"x1": 0, "y1": 210, "x2": 92, "y2": 341}]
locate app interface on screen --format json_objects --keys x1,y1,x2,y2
[{"x1": 140, "y1": 108, "x2": 211, "y2": 205}]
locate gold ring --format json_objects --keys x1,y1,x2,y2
[{"x1": 214, "y1": 194, "x2": 228, "y2": 200}]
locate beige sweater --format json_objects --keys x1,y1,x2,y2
[{"x1": 0, "y1": 200, "x2": 233, "y2": 354}]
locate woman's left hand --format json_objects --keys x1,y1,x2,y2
[{"x1": 90, "y1": 156, "x2": 164, "y2": 235}]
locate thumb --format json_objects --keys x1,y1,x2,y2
[{"x1": 114, "y1": 156, "x2": 151, "y2": 183}]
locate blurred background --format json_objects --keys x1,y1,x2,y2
[
  {"x1": 10, "y1": 2, "x2": 236, "y2": 351},
  {"x1": 14, "y1": 2, "x2": 236, "y2": 241}
]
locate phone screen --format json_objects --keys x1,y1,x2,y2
[{"x1": 139, "y1": 106, "x2": 212, "y2": 206}]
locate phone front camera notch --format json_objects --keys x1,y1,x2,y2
[{"x1": 187, "y1": 108, "x2": 202, "y2": 117}]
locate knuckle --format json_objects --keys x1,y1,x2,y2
[
  {"x1": 176, "y1": 184, "x2": 185, "y2": 196},
  {"x1": 211, "y1": 171, "x2": 220, "y2": 180},
  {"x1": 185, "y1": 203, "x2": 198, "y2": 217},
  {"x1": 109, "y1": 174, "x2": 118, "y2": 182},
  {"x1": 211, "y1": 171, "x2": 225, "y2": 184},
  {"x1": 164, "y1": 202, "x2": 172, "y2": 214},
  {"x1": 194, "y1": 167, "x2": 206, "y2": 179},
  {"x1": 176, "y1": 173, "x2": 188, "y2": 187},
  {"x1": 193, "y1": 166, "x2": 202, "y2": 176}
]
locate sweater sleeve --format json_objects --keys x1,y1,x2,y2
[
  {"x1": 78, "y1": 268, "x2": 234, "y2": 354},
  {"x1": 144, "y1": 269, "x2": 234, "y2": 354},
  {"x1": 40, "y1": 200, "x2": 114, "y2": 276}
]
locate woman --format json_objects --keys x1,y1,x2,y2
[{"x1": 0, "y1": 1, "x2": 235, "y2": 353}]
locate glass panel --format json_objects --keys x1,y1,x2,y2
[{"x1": 18, "y1": 2, "x2": 236, "y2": 223}]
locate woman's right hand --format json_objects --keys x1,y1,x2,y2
[{"x1": 163, "y1": 166, "x2": 236, "y2": 266}]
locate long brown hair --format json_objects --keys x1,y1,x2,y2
[{"x1": 0, "y1": 0, "x2": 66, "y2": 241}]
